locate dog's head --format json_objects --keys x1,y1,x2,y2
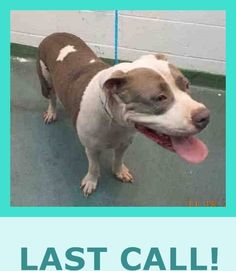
[{"x1": 102, "y1": 54, "x2": 210, "y2": 164}]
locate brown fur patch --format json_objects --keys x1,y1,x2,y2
[
  {"x1": 154, "y1": 54, "x2": 168, "y2": 61},
  {"x1": 168, "y1": 63, "x2": 190, "y2": 92},
  {"x1": 116, "y1": 68, "x2": 174, "y2": 115}
]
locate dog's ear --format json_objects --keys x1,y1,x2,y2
[
  {"x1": 103, "y1": 70, "x2": 127, "y2": 94},
  {"x1": 154, "y1": 53, "x2": 168, "y2": 61}
]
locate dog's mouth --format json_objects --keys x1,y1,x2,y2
[{"x1": 135, "y1": 124, "x2": 208, "y2": 164}]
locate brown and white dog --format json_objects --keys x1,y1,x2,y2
[{"x1": 37, "y1": 32, "x2": 210, "y2": 196}]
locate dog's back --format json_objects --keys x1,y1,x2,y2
[{"x1": 37, "y1": 32, "x2": 109, "y2": 125}]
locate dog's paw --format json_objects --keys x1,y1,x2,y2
[
  {"x1": 114, "y1": 165, "x2": 134, "y2": 183},
  {"x1": 43, "y1": 110, "x2": 57, "y2": 124},
  {"x1": 80, "y1": 178, "x2": 97, "y2": 197}
]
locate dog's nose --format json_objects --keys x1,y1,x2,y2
[{"x1": 192, "y1": 108, "x2": 210, "y2": 129}]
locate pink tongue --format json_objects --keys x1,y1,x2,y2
[{"x1": 171, "y1": 136, "x2": 208, "y2": 164}]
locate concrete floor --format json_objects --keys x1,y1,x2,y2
[{"x1": 11, "y1": 57, "x2": 225, "y2": 206}]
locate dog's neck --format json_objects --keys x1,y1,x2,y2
[
  {"x1": 99, "y1": 89, "x2": 114, "y2": 121},
  {"x1": 99, "y1": 89, "x2": 130, "y2": 127}
]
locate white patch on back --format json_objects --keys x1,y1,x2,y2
[
  {"x1": 39, "y1": 60, "x2": 51, "y2": 84},
  {"x1": 89, "y1": 59, "x2": 96, "y2": 63},
  {"x1": 56, "y1": 45, "x2": 77, "y2": 61}
]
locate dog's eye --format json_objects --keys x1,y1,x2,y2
[{"x1": 151, "y1": 95, "x2": 167, "y2": 103}]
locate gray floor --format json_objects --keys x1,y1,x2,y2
[{"x1": 11, "y1": 57, "x2": 225, "y2": 206}]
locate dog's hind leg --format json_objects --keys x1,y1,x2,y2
[
  {"x1": 42, "y1": 92, "x2": 57, "y2": 124},
  {"x1": 36, "y1": 59, "x2": 57, "y2": 124}
]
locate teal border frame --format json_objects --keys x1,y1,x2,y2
[{"x1": 1, "y1": 0, "x2": 234, "y2": 217}]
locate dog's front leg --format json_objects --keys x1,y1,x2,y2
[
  {"x1": 112, "y1": 144, "x2": 133, "y2": 183},
  {"x1": 81, "y1": 148, "x2": 101, "y2": 197}
]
